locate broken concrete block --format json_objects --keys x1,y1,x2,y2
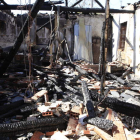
[
  {"x1": 30, "y1": 131, "x2": 45, "y2": 140},
  {"x1": 37, "y1": 105, "x2": 50, "y2": 113},
  {"x1": 50, "y1": 131, "x2": 69, "y2": 140}
]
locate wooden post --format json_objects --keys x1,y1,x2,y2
[{"x1": 100, "y1": 0, "x2": 110, "y2": 95}]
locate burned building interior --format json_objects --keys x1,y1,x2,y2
[{"x1": 0, "y1": 0, "x2": 140, "y2": 139}]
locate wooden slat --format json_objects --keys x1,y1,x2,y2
[{"x1": 112, "y1": 119, "x2": 127, "y2": 140}]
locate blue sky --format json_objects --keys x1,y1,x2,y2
[{"x1": 4, "y1": 0, "x2": 139, "y2": 15}]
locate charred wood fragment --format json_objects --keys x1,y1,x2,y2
[
  {"x1": 84, "y1": 117, "x2": 113, "y2": 130},
  {"x1": 64, "y1": 84, "x2": 79, "y2": 94},
  {"x1": 59, "y1": 58, "x2": 88, "y2": 76},
  {"x1": 0, "y1": 105, "x2": 27, "y2": 119},
  {"x1": 90, "y1": 91, "x2": 140, "y2": 118},
  {"x1": 70, "y1": 73, "x2": 82, "y2": 82},
  {"x1": 121, "y1": 67, "x2": 132, "y2": 79},
  {"x1": 0, "y1": 124, "x2": 67, "y2": 136},
  {"x1": 20, "y1": 104, "x2": 38, "y2": 113},
  {"x1": 0, "y1": 100, "x2": 24, "y2": 115},
  {"x1": 54, "y1": 85, "x2": 82, "y2": 104},
  {"x1": 91, "y1": 73, "x2": 101, "y2": 81},
  {"x1": 0, "y1": 117, "x2": 67, "y2": 133},
  {"x1": 122, "y1": 116, "x2": 140, "y2": 129},
  {"x1": 107, "y1": 73, "x2": 128, "y2": 85},
  {"x1": 81, "y1": 81, "x2": 95, "y2": 118}
]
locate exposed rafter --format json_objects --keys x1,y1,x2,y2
[
  {"x1": 0, "y1": 5, "x2": 134, "y2": 13},
  {"x1": 0, "y1": 0, "x2": 8, "y2": 6},
  {"x1": 94, "y1": 0, "x2": 104, "y2": 9}
]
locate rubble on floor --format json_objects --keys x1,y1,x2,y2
[{"x1": 0, "y1": 59, "x2": 140, "y2": 140}]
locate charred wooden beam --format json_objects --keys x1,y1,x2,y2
[
  {"x1": 98, "y1": 22, "x2": 105, "y2": 74},
  {"x1": 122, "y1": 116, "x2": 140, "y2": 129},
  {"x1": 91, "y1": 73, "x2": 101, "y2": 81},
  {"x1": 107, "y1": 73, "x2": 128, "y2": 85},
  {"x1": 59, "y1": 58, "x2": 88, "y2": 76},
  {"x1": 90, "y1": 91, "x2": 140, "y2": 118},
  {"x1": 81, "y1": 81, "x2": 95, "y2": 118},
  {"x1": 0, "y1": 100, "x2": 24, "y2": 115},
  {"x1": 0, "y1": 0, "x2": 44, "y2": 77},
  {"x1": 0, "y1": 104, "x2": 26, "y2": 119},
  {"x1": 121, "y1": 67, "x2": 132, "y2": 79},
  {"x1": 94, "y1": 0, "x2": 104, "y2": 9},
  {"x1": 1, "y1": 124, "x2": 66, "y2": 136},
  {"x1": 71, "y1": 0, "x2": 83, "y2": 7},
  {"x1": 100, "y1": 22, "x2": 106, "y2": 95},
  {"x1": 0, "y1": 117, "x2": 67, "y2": 133},
  {"x1": 59, "y1": 6, "x2": 134, "y2": 13},
  {"x1": 65, "y1": 0, "x2": 68, "y2": 6},
  {"x1": 36, "y1": 0, "x2": 83, "y2": 33},
  {"x1": 0, "y1": 5, "x2": 134, "y2": 13},
  {"x1": 100, "y1": 0, "x2": 110, "y2": 95},
  {"x1": 0, "y1": 1, "x2": 63, "y2": 10},
  {"x1": 84, "y1": 117, "x2": 113, "y2": 130}
]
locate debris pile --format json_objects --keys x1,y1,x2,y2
[{"x1": 0, "y1": 59, "x2": 140, "y2": 140}]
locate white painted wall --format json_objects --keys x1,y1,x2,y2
[
  {"x1": 112, "y1": 14, "x2": 120, "y2": 61},
  {"x1": 112, "y1": 5, "x2": 140, "y2": 76},
  {"x1": 135, "y1": 8, "x2": 140, "y2": 76}
]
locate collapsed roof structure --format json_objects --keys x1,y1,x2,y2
[{"x1": 0, "y1": 0, "x2": 140, "y2": 140}]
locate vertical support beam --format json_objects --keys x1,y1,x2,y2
[
  {"x1": 107, "y1": 16, "x2": 113, "y2": 62},
  {"x1": 65, "y1": 0, "x2": 68, "y2": 7},
  {"x1": 0, "y1": 0, "x2": 44, "y2": 77},
  {"x1": 100, "y1": 0, "x2": 110, "y2": 95},
  {"x1": 71, "y1": 20, "x2": 74, "y2": 60}
]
